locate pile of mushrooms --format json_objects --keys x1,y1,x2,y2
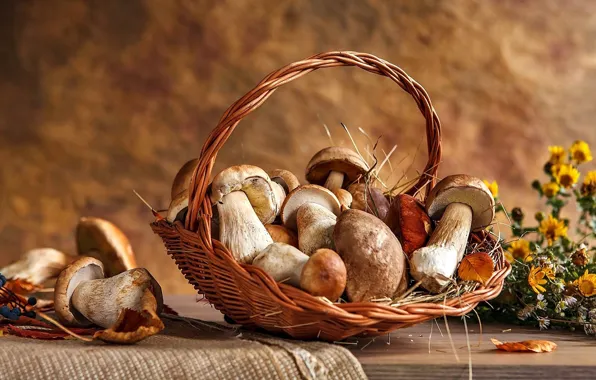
[
  {"x1": 165, "y1": 148, "x2": 495, "y2": 303},
  {"x1": 2, "y1": 217, "x2": 165, "y2": 343}
]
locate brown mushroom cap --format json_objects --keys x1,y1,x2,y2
[
  {"x1": 347, "y1": 183, "x2": 390, "y2": 220},
  {"x1": 333, "y1": 189, "x2": 353, "y2": 210},
  {"x1": 210, "y1": 165, "x2": 277, "y2": 224},
  {"x1": 171, "y1": 158, "x2": 199, "y2": 199},
  {"x1": 306, "y1": 147, "x2": 369, "y2": 187},
  {"x1": 333, "y1": 209, "x2": 407, "y2": 302},
  {"x1": 265, "y1": 224, "x2": 298, "y2": 247},
  {"x1": 300, "y1": 249, "x2": 346, "y2": 301},
  {"x1": 280, "y1": 184, "x2": 341, "y2": 231},
  {"x1": 76, "y1": 217, "x2": 137, "y2": 277},
  {"x1": 425, "y1": 174, "x2": 495, "y2": 230},
  {"x1": 54, "y1": 257, "x2": 105, "y2": 326},
  {"x1": 166, "y1": 192, "x2": 189, "y2": 223},
  {"x1": 269, "y1": 169, "x2": 301, "y2": 194}
]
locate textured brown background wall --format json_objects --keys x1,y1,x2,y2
[{"x1": 1, "y1": 0, "x2": 595, "y2": 294}]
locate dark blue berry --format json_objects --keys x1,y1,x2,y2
[
  {"x1": 13, "y1": 308, "x2": 21, "y2": 316},
  {"x1": 0, "y1": 273, "x2": 6, "y2": 287},
  {"x1": 0, "y1": 305, "x2": 10, "y2": 317},
  {"x1": 27, "y1": 297, "x2": 37, "y2": 306},
  {"x1": 24, "y1": 311, "x2": 36, "y2": 318}
]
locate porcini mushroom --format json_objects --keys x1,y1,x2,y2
[
  {"x1": 410, "y1": 175, "x2": 495, "y2": 293},
  {"x1": 166, "y1": 191, "x2": 189, "y2": 223},
  {"x1": 265, "y1": 224, "x2": 298, "y2": 248},
  {"x1": 170, "y1": 158, "x2": 199, "y2": 199},
  {"x1": 348, "y1": 183, "x2": 390, "y2": 220},
  {"x1": 334, "y1": 209, "x2": 407, "y2": 302},
  {"x1": 1, "y1": 248, "x2": 75, "y2": 289},
  {"x1": 76, "y1": 217, "x2": 137, "y2": 277},
  {"x1": 296, "y1": 203, "x2": 337, "y2": 256},
  {"x1": 280, "y1": 184, "x2": 341, "y2": 231},
  {"x1": 306, "y1": 147, "x2": 369, "y2": 192},
  {"x1": 300, "y1": 248, "x2": 346, "y2": 301},
  {"x1": 252, "y1": 243, "x2": 309, "y2": 287},
  {"x1": 54, "y1": 257, "x2": 164, "y2": 338},
  {"x1": 385, "y1": 194, "x2": 432, "y2": 257},
  {"x1": 210, "y1": 165, "x2": 276, "y2": 263},
  {"x1": 269, "y1": 169, "x2": 301, "y2": 194},
  {"x1": 333, "y1": 189, "x2": 353, "y2": 210}
]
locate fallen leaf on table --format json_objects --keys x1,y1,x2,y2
[
  {"x1": 491, "y1": 338, "x2": 557, "y2": 352},
  {"x1": 4, "y1": 279, "x2": 42, "y2": 295},
  {"x1": 458, "y1": 252, "x2": 494, "y2": 285}
]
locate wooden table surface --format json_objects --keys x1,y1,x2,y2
[{"x1": 166, "y1": 295, "x2": 596, "y2": 380}]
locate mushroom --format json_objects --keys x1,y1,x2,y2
[
  {"x1": 265, "y1": 224, "x2": 298, "y2": 248},
  {"x1": 300, "y1": 248, "x2": 346, "y2": 301},
  {"x1": 170, "y1": 158, "x2": 199, "y2": 199},
  {"x1": 410, "y1": 175, "x2": 495, "y2": 293},
  {"x1": 54, "y1": 257, "x2": 164, "y2": 332},
  {"x1": 280, "y1": 185, "x2": 341, "y2": 255},
  {"x1": 384, "y1": 194, "x2": 433, "y2": 257},
  {"x1": 333, "y1": 189, "x2": 353, "y2": 210},
  {"x1": 306, "y1": 147, "x2": 369, "y2": 192},
  {"x1": 334, "y1": 209, "x2": 407, "y2": 302},
  {"x1": 76, "y1": 217, "x2": 137, "y2": 277},
  {"x1": 210, "y1": 165, "x2": 276, "y2": 263},
  {"x1": 347, "y1": 183, "x2": 390, "y2": 220},
  {"x1": 0, "y1": 248, "x2": 75, "y2": 289},
  {"x1": 166, "y1": 191, "x2": 188, "y2": 223},
  {"x1": 252, "y1": 243, "x2": 309, "y2": 287},
  {"x1": 296, "y1": 203, "x2": 337, "y2": 256},
  {"x1": 269, "y1": 169, "x2": 301, "y2": 194}
]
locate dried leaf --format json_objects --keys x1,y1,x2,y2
[
  {"x1": 458, "y1": 252, "x2": 494, "y2": 285},
  {"x1": 491, "y1": 338, "x2": 557, "y2": 353},
  {"x1": 2, "y1": 325, "x2": 98, "y2": 340},
  {"x1": 4, "y1": 279, "x2": 41, "y2": 295}
]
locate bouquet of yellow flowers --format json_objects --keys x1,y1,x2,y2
[{"x1": 483, "y1": 140, "x2": 596, "y2": 333}]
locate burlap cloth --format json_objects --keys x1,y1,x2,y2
[{"x1": 0, "y1": 316, "x2": 367, "y2": 380}]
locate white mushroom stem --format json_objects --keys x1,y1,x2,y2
[
  {"x1": 297, "y1": 203, "x2": 337, "y2": 256},
  {"x1": 70, "y1": 268, "x2": 161, "y2": 328},
  {"x1": 217, "y1": 191, "x2": 273, "y2": 264},
  {"x1": 324, "y1": 171, "x2": 345, "y2": 192},
  {"x1": 252, "y1": 243, "x2": 309, "y2": 287},
  {"x1": 271, "y1": 182, "x2": 286, "y2": 216},
  {"x1": 410, "y1": 203, "x2": 473, "y2": 293}
]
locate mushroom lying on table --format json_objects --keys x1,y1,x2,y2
[
  {"x1": 209, "y1": 165, "x2": 276, "y2": 263},
  {"x1": 76, "y1": 217, "x2": 137, "y2": 277},
  {"x1": 306, "y1": 147, "x2": 369, "y2": 192},
  {"x1": 334, "y1": 209, "x2": 407, "y2": 302},
  {"x1": 280, "y1": 185, "x2": 341, "y2": 256},
  {"x1": 54, "y1": 257, "x2": 164, "y2": 343},
  {"x1": 410, "y1": 175, "x2": 495, "y2": 293}
]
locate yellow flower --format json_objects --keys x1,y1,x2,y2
[
  {"x1": 581, "y1": 170, "x2": 596, "y2": 196},
  {"x1": 542, "y1": 266, "x2": 556, "y2": 280},
  {"x1": 570, "y1": 140, "x2": 593, "y2": 164},
  {"x1": 541, "y1": 182, "x2": 560, "y2": 198},
  {"x1": 528, "y1": 266, "x2": 548, "y2": 294},
  {"x1": 548, "y1": 145, "x2": 566, "y2": 164},
  {"x1": 538, "y1": 215, "x2": 567, "y2": 245},
  {"x1": 483, "y1": 180, "x2": 499, "y2": 198},
  {"x1": 553, "y1": 163, "x2": 580, "y2": 188},
  {"x1": 574, "y1": 270, "x2": 596, "y2": 297},
  {"x1": 507, "y1": 239, "x2": 532, "y2": 262}
]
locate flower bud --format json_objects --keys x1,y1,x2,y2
[
  {"x1": 535, "y1": 212, "x2": 545, "y2": 222},
  {"x1": 511, "y1": 207, "x2": 524, "y2": 223}
]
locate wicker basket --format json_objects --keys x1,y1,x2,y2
[{"x1": 151, "y1": 51, "x2": 511, "y2": 342}]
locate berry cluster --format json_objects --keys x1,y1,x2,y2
[{"x1": 0, "y1": 273, "x2": 37, "y2": 320}]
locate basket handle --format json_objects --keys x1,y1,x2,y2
[{"x1": 187, "y1": 51, "x2": 442, "y2": 231}]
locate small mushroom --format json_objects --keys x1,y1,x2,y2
[
  {"x1": 280, "y1": 184, "x2": 341, "y2": 231},
  {"x1": 333, "y1": 189, "x2": 353, "y2": 210},
  {"x1": 384, "y1": 194, "x2": 433, "y2": 257},
  {"x1": 265, "y1": 224, "x2": 298, "y2": 248},
  {"x1": 300, "y1": 248, "x2": 346, "y2": 301},
  {"x1": 269, "y1": 169, "x2": 301, "y2": 194},
  {"x1": 334, "y1": 209, "x2": 407, "y2": 302},
  {"x1": 210, "y1": 165, "x2": 276, "y2": 263},
  {"x1": 166, "y1": 191, "x2": 189, "y2": 223},
  {"x1": 347, "y1": 183, "x2": 390, "y2": 220},
  {"x1": 0, "y1": 248, "x2": 76, "y2": 289},
  {"x1": 252, "y1": 243, "x2": 309, "y2": 287},
  {"x1": 170, "y1": 158, "x2": 199, "y2": 199},
  {"x1": 296, "y1": 203, "x2": 337, "y2": 256},
  {"x1": 76, "y1": 217, "x2": 137, "y2": 277},
  {"x1": 410, "y1": 175, "x2": 495, "y2": 293},
  {"x1": 306, "y1": 147, "x2": 369, "y2": 192},
  {"x1": 54, "y1": 257, "x2": 164, "y2": 331}
]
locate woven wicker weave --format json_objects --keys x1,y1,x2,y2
[{"x1": 151, "y1": 51, "x2": 511, "y2": 342}]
